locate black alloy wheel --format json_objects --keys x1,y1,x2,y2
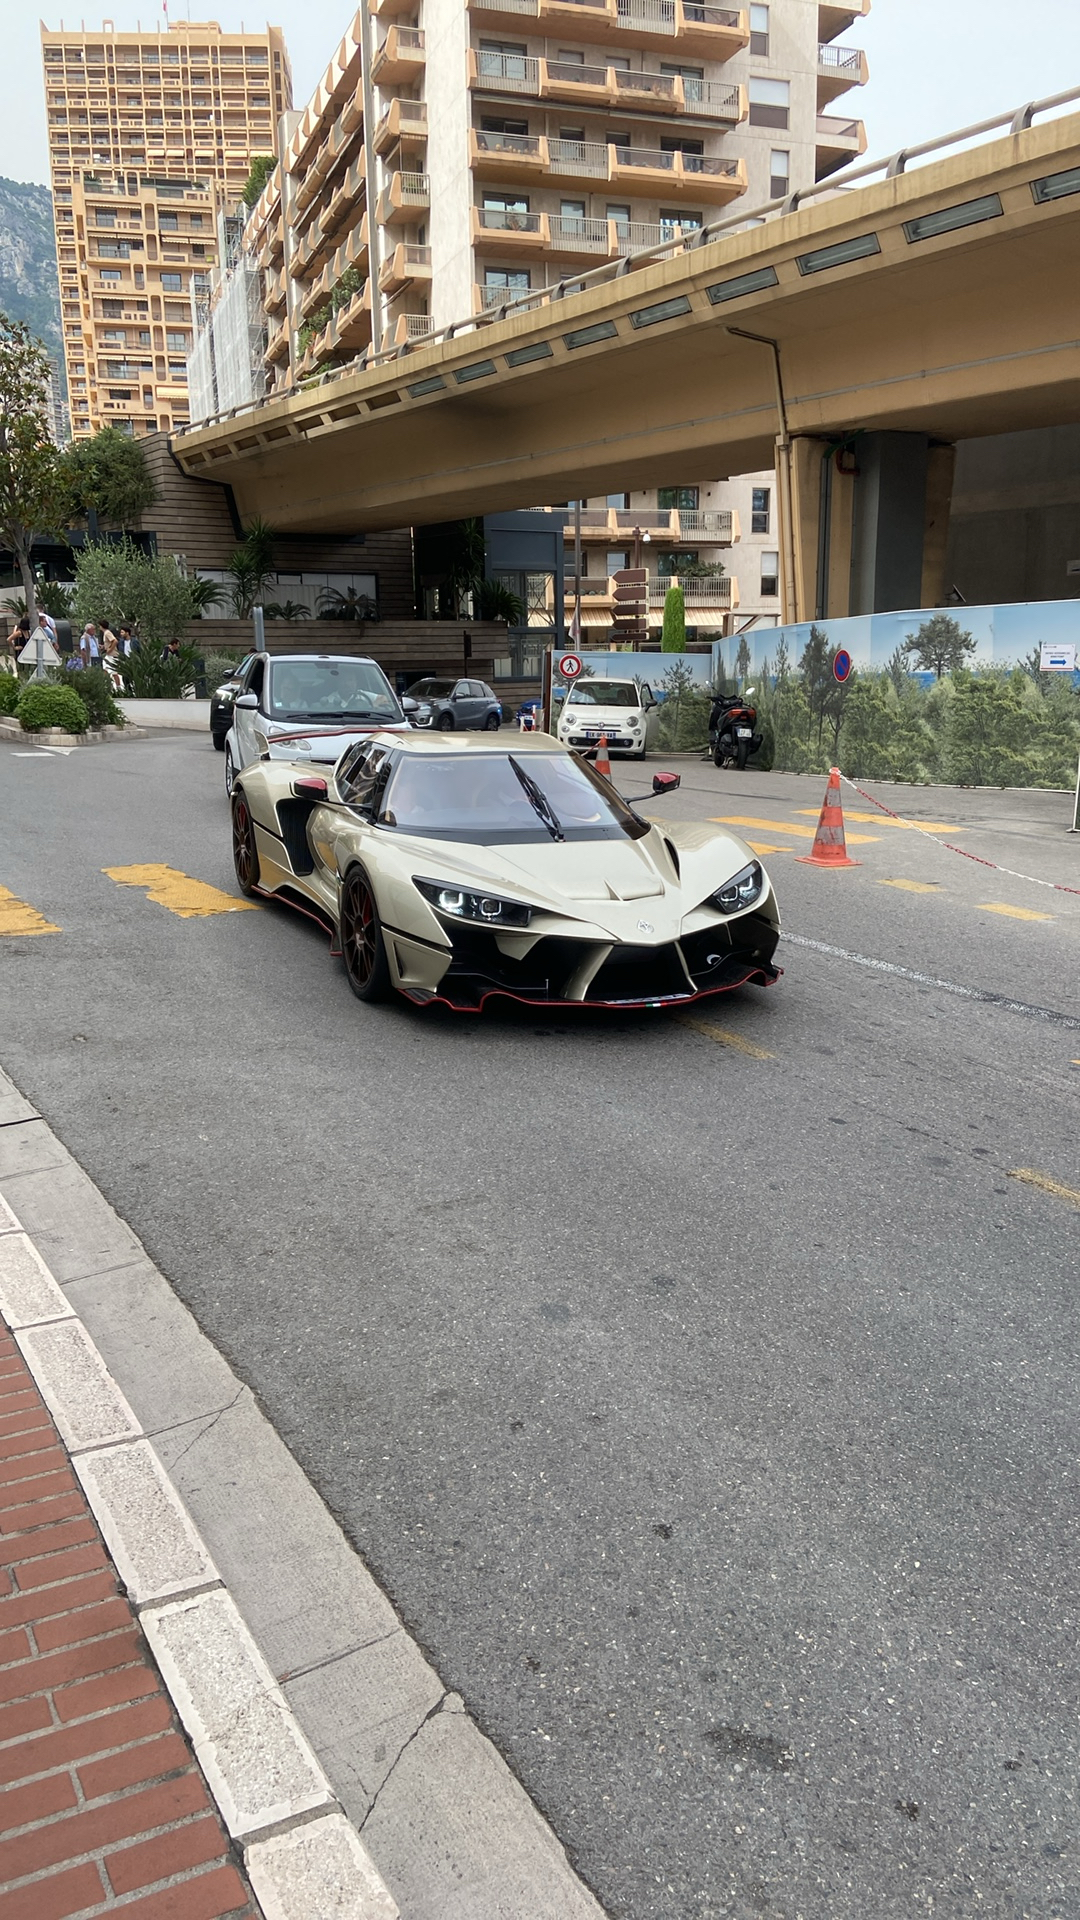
[
  {"x1": 231, "y1": 791, "x2": 260, "y2": 897},
  {"x1": 483, "y1": 711, "x2": 500, "y2": 730},
  {"x1": 340, "y1": 867, "x2": 392, "y2": 1002},
  {"x1": 735, "y1": 739, "x2": 750, "y2": 770},
  {"x1": 436, "y1": 711, "x2": 455, "y2": 730}
]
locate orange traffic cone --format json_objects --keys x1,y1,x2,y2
[
  {"x1": 594, "y1": 734, "x2": 611, "y2": 779},
  {"x1": 797, "y1": 767, "x2": 859, "y2": 868}
]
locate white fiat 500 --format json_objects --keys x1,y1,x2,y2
[
  {"x1": 556, "y1": 677, "x2": 661, "y2": 760},
  {"x1": 224, "y1": 652, "x2": 411, "y2": 796}
]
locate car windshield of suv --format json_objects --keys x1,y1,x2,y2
[
  {"x1": 408, "y1": 679, "x2": 455, "y2": 700},
  {"x1": 268, "y1": 659, "x2": 401, "y2": 722},
  {"x1": 566, "y1": 681, "x2": 639, "y2": 708},
  {"x1": 379, "y1": 750, "x2": 649, "y2": 843}
]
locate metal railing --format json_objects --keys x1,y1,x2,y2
[
  {"x1": 474, "y1": 130, "x2": 543, "y2": 158},
  {"x1": 549, "y1": 214, "x2": 612, "y2": 250},
  {"x1": 475, "y1": 51, "x2": 540, "y2": 89},
  {"x1": 682, "y1": 77, "x2": 742, "y2": 116},
  {"x1": 476, "y1": 207, "x2": 543, "y2": 232},
  {"x1": 398, "y1": 172, "x2": 430, "y2": 201},
  {"x1": 177, "y1": 81, "x2": 1080, "y2": 428},
  {"x1": 612, "y1": 69, "x2": 679, "y2": 99},
  {"x1": 548, "y1": 136, "x2": 610, "y2": 174},
  {"x1": 548, "y1": 59, "x2": 611, "y2": 85},
  {"x1": 616, "y1": 0, "x2": 677, "y2": 31},
  {"x1": 401, "y1": 313, "x2": 435, "y2": 338},
  {"x1": 818, "y1": 43, "x2": 863, "y2": 72}
]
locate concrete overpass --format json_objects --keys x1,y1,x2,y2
[{"x1": 174, "y1": 93, "x2": 1080, "y2": 620}]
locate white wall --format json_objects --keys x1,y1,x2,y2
[{"x1": 423, "y1": 0, "x2": 475, "y2": 326}]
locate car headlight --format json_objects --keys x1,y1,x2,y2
[
  {"x1": 413, "y1": 877, "x2": 533, "y2": 928},
  {"x1": 711, "y1": 861, "x2": 765, "y2": 914}
]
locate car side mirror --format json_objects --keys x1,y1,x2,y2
[
  {"x1": 401, "y1": 696, "x2": 418, "y2": 713},
  {"x1": 234, "y1": 691, "x2": 258, "y2": 710},
  {"x1": 292, "y1": 775, "x2": 328, "y2": 800},
  {"x1": 652, "y1": 772, "x2": 681, "y2": 795}
]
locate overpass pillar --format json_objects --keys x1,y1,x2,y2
[{"x1": 783, "y1": 433, "x2": 956, "y2": 620}]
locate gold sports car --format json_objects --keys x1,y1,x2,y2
[{"x1": 230, "y1": 731, "x2": 781, "y2": 1010}]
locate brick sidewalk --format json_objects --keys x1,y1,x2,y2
[{"x1": 0, "y1": 1326, "x2": 260, "y2": 1920}]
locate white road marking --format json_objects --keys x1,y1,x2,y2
[{"x1": 781, "y1": 932, "x2": 1080, "y2": 1031}]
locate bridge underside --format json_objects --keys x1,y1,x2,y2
[{"x1": 175, "y1": 115, "x2": 1080, "y2": 618}]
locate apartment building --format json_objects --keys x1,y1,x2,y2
[
  {"x1": 236, "y1": 0, "x2": 868, "y2": 641},
  {"x1": 41, "y1": 20, "x2": 292, "y2": 440}
]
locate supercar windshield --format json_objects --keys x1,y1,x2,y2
[
  {"x1": 378, "y1": 751, "x2": 649, "y2": 843},
  {"x1": 565, "y1": 681, "x2": 641, "y2": 708},
  {"x1": 268, "y1": 659, "x2": 402, "y2": 722}
]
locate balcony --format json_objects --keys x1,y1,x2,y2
[
  {"x1": 817, "y1": 41, "x2": 868, "y2": 108},
  {"x1": 815, "y1": 111, "x2": 866, "y2": 178},
  {"x1": 819, "y1": 0, "x2": 870, "y2": 45},
  {"x1": 646, "y1": 573, "x2": 735, "y2": 610},
  {"x1": 467, "y1": 0, "x2": 748, "y2": 59},
  {"x1": 468, "y1": 50, "x2": 743, "y2": 120},
  {"x1": 560, "y1": 507, "x2": 736, "y2": 543},
  {"x1": 378, "y1": 241, "x2": 432, "y2": 294},
  {"x1": 546, "y1": 135, "x2": 612, "y2": 185},
  {"x1": 547, "y1": 212, "x2": 614, "y2": 257},
  {"x1": 371, "y1": 27, "x2": 426, "y2": 88},
  {"x1": 472, "y1": 206, "x2": 547, "y2": 256},
  {"x1": 610, "y1": 146, "x2": 745, "y2": 203},
  {"x1": 470, "y1": 128, "x2": 549, "y2": 184},
  {"x1": 369, "y1": 0, "x2": 418, "y2": 18},
  {"x1": 393, "y1": 311, "x2": 436, "y2": 345},
  {"x1": 377, "y1": 171, "x2": 431, "y2": 225},
  {"x1": 373, "y1": 96, "x2": 428, "y2": 155}
]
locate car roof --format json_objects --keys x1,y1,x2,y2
[
  {"x1": 362, "y1": 730, "x2": 564, "y2": 755},
  {"x1": 265, "y1": 652, "x2": 381, "y2": 666}
]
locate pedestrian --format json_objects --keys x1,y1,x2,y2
[
  {"x1": 161, "y1": 636, "x2": 181, "y2": 664},
  {"x1": 79, "y1": 621, "x2": 100, "y2": 666},
  {"x1": 101, "y1": 621, "x2": 120, "y2": 663},
  {"x1": 117, "y1": 623, "x2": 134, "y2": 656}
]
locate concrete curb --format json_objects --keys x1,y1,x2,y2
[
  {"x1": 0, "y1": 1079, "x2": 608, "y2": 1919},
  {"x1": 0, "y1": 1208, "x2": 399, "y2": 1920},
  {"x1": 0, "y1": 717, "x2": 148, "y2": 745}
]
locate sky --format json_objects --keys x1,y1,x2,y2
[{"x1": 5, "y1": 0, "x2": 1080, "y2": 189}]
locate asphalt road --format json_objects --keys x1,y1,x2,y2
[{"x1": 2, "y1": 729, "x2": 1079, "y2": 1920}]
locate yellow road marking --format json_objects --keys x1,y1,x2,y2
[
  {"x1": 103, "y1": 864, "x2": 259, "y2": 918},
  {"x1": 879, "y1": 878, "x2": 941, "y2": 894},
  {"x1": 795, "y1": 809, "x2": 964, "y2": 832},
  {"x1": 711, "y1": 815, "x2": 881, "y2": 844},
  {"x1": 977, "y1": 902, "x2": 1053, "y2": 922},
  {"x1": 0, "y1": 886, "x2": 60, "y2": 936},
  {"x1": 746, "y1": 841, "x2": 794, "y2": 855},
  {"x1": 679, "y1": 1015, "x2": 775, "y2": 1060},
  {"x1": 1008, "y1": 1168, "x2": 1080, "y2": 1210}
]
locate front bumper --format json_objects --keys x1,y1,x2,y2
[
  {"x1": 559, "y1": 731, "x2": 641, "y2": 754},
  {"x1": 394, "y1": 906, "x2": 781, "y2": 1011}
]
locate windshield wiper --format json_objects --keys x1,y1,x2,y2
[{"x1": 509, "y1": 755, "x2": 564, "y2": 843}]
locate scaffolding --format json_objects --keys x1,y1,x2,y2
[{"x1": 186, "y1": 209, "x2": 268, "y2": 424}]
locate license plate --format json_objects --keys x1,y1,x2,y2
[{"x1": 736, "y1": 726, "x2": 752, "y2": 738}]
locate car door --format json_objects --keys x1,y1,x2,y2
[
  {"x1": 452, "y1": 679, "x2": 480, "y2": 729},
  {"x1": 232, "y1": 655, "x2": 266, "y2": 770},
  {"x1": 642, "y1": 684, "x2": 661, "y2": 749}
]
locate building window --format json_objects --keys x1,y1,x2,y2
[
  {"x1": 160, "y1": 272, "x2": 183, "y2": 290},
  {"x1": 660, "y1": 209, "x2": 700, "y2": 234},
  {"x1": 770, "y1": 149, "x2": 790, "y2": 200},
  {"x1": 481, "y1": 115, "x2": 529, "y2": 136},
  {"x1": 658, "y1": 549, "x2": 697, "y2": 574},
  {"x1": 606, "y1": 203, "x2": 631, "y2": 232},
  {"x1": 158, "y1": 212, "x2": 178, "y2": 230},
  {"x1": 606, "y1": 550, "x2": 630, "y2": 574},
  {"x1": 100, "y1": 270, "x2": 122, "y2": 284},
  {"x1": 658, "y1": 486, "x2": 699, "y2": 511},
  {"x1": 760, "y1": 549, "x2": 779, "y2": 595},
  {"x1": 751, "y1": 486, "x2": 771, "y2": 534},
  {"x1": 606, "y1": 492, "x2": 630, "y2": 508},
  {"x1": 166, "y1": 331, "x2": 189, "y2": 350},
  {"x1": 750, "y1": 3, "x2": 769, "y2": 55},
  {"x1": 749, "y1": 78, "x2": 789, "y2": 130}
]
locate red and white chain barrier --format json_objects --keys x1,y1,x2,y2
[{"x1": 836, "y1": 772, "x2": 1080, "y2": 901}]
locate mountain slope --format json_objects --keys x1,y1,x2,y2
[{"x1": 0, "y1": 176, "x2": 63, "y2": 367}]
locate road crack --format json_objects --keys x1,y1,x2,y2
[{"x1": 358, "y1": 1689, "x2": 449, "y2": 1832}]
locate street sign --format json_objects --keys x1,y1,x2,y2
[
  {"x1": 1039, "y1": 642, "x2": 1077, "y2": 672},
  {"x1": 558, "y1": 652, "x2": 583, "y2": 679},
  {"x1": 18, "y1": 629, "x2": 60, "y2": 669},
  {"x1": 832, "y1": 648, "x2": 853, "y2": 682}
]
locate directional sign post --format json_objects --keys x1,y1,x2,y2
[
  {"x1": 19, "y1": 628, "x2": 61, "y2": 683},
  {"x1": 832, "y1": 648, "x2": 853, "y2": 683}
]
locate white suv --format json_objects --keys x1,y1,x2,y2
[
  {"x1": 556, "y1": 677, "x2": 660, "y2": 760},
  {"x1": 224, "y1": 652, "x2": 410, "y2": 795}
]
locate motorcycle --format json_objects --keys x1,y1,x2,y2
[{"x1": 709, "y1": 688, "x2": 762, "y2": 770}]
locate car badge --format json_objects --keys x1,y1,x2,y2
[{"x1": 637, "y1": 919, "x2": 654, "y2": 935}]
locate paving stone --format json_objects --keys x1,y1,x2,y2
[
  {"x1": 246, "y1": 1810, "x2": 398, "y2": 1920},
  {"x1": 74, "y1": 1439, "x2": 219, "y2": 1607},
  {"x1": 141, "y1": 1589, "x2": 334, "y2": 1839},
  {"x1": 0, "y1": 1234, "x2": 75, "y2": 1329},
  {"x1": 16, "y1": 1321, "x2": 141, "y2": 1453}
]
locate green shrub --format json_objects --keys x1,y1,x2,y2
[
  {"x1": 68, "y1": 666, "x2": 124, "y2": 729},
  {"x1": 661, "y1": 584, "x2": 686, "y2": 652},
  {"x1": 0, "y1": 672, "x2": 20, "y2": 716},
  {"x1": 117, "y1": 643, "x2": 202, "y2": 699},
  {"x1": 18, "y1": 683, "x2": 88, "y2": 733}
]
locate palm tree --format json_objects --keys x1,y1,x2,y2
[{"x1": 316, "y1": 586, "x2": 378, "y2": 622}]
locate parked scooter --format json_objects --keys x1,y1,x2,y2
[{"x1": 709, "y1": 688, "x2": 762, "y2": 770}]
